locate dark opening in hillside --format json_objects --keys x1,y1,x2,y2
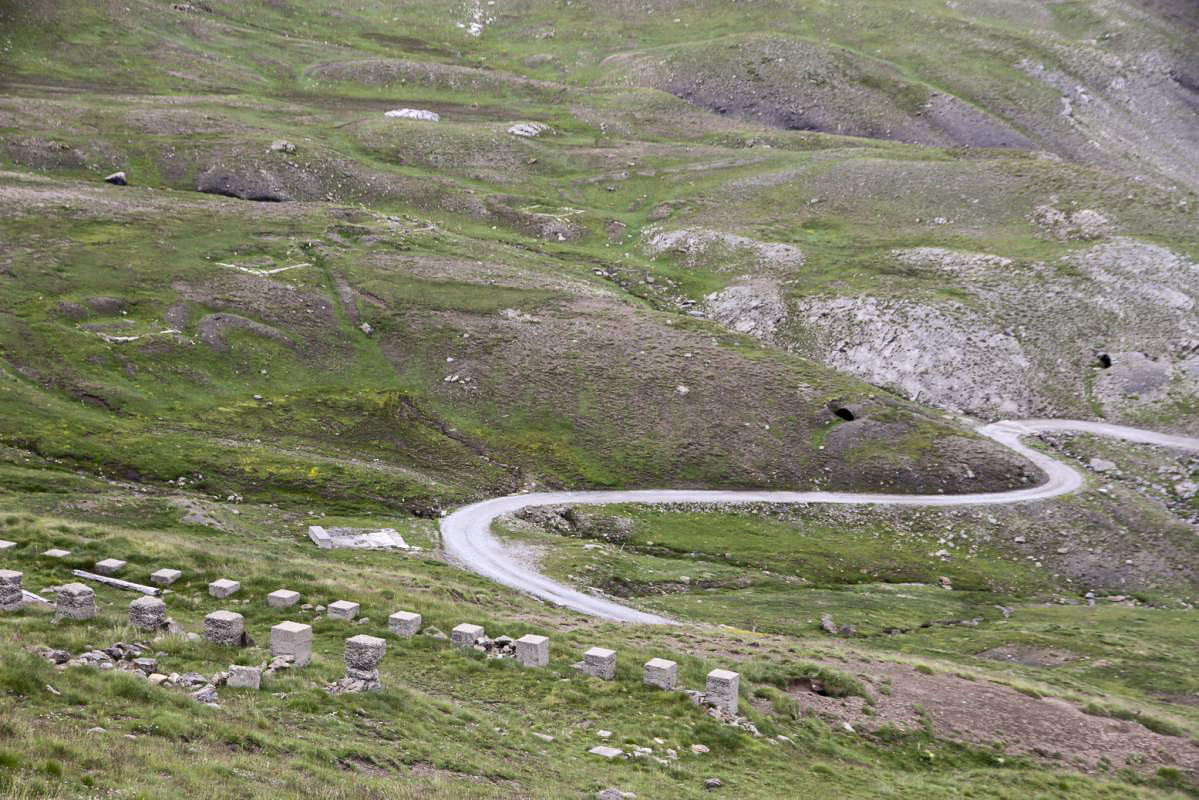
[
  {"x1": 1097, "y1": 353, "x2": 1112, "y2": 369},
  {"x1": 833, "y1": 407, "x2": 856, "y2": 421}
]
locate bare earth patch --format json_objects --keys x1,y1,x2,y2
[{"x1": 789, "y1": 660, "x2": 1197, "y2": 775}]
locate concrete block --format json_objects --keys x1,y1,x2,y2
[
  {"x1": 208, "y1": 578, "x2": 240, "y2": 598},
  {"x1": 267, "y1": 589, "x2": 300, "y2": 608},
  {"x1": 588, "y1": 746, "x2": 624, "y2": 759},
  {"x1": 150, "y1": 568, "x2": 182, "y2": 586},
  {"x1": 42, "y1": 548, "x2": 70, "y2": 558},
  {"x1": 226, "y1": 665, "x2": 262, "y2": 689},
  {"x1": 94, "y1": 558, "x2": 126, "y2": 576},
  {"x1": 271, "y1": 621, "x2": 312, "y2": 666},
  {"x1": 0, "y1": 539, "x2": 15, "y2": 550},
  {"x1": 582, "y1": 647, "x2": 616, "y2": 680},
  {"x1": 387, "y1": 610, "x2": 421, "y2": 637},
  {"x1": 705, "y1": 668, "x2": 740, "y2": 715},
  {"x1": 451, "y1": 623, "x2": 484, "y2": 648},
  {"x1": 515, "y1": 634, "x2": 549, "y2": 667},
  {"x1": 55, "y1": 582, "x2": 96, "y2": 620},
  {"x1": 345, "y1": 634, "x2": 386, "y2": 687},
  {"x1": 204, "y1": 610, "x2": 245, "y2": 646},
  {"x1": 327, "y1": 600, "x2": 359, "y2": 620},
  {"x1": 0, "y1": 569, "x2": 22, "y2": 612},
  {"x1": 128, "y1": 596, "x2": 168, "y2": 631},
  {"x1": 643, "y1": 658, "x2": 678, "y2": 690}
]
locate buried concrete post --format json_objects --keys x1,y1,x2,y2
[
  {"x1": 204, "y1": 610, "x2": 247, "y2": 647},
  {"x1": 0, "y1": 570, "x2": 23, "y2": 612},
  {"x1": 581, "y1": 647, "x2": 616, "y2": 680},
  {"x1": 345, "y1": 634, "x2": 387, "y2": 691},
  {"x1": 451, "y1": 623, "x2": 484, "y2": 648},
  {"x1": 643, "y1": 658, "x2": 678, "y2": 690},
  {"x1": 515, "y1": 634, "x2": 549, "y2": 667},
  {"x1": 271, "y1": 621, "x2": 313, "y2": 667},
  {"x1": 388, "y1": 611, "x2": 421, "y2": 637},
  {"x1": 327, "y1": 600, "x2": 359, "y2": 620},
  {"x1": 226, "y1": 665, "x2": 262, "y2": 689},
  {"x1": 267, "y1": 589, "x2": 300, "y2": 608},
  {"x1": 705, "y1": 668, "x2": 740, "y2": 715},
  {"x1": 55, "y1": 583, "x2": 96, "y2": 620},
  {"x1": 128, "y1": 596, "x2": 168, "y2": 631},
  {"x1": 150, "y1": 568, "x2": 182, "y2": 586},
  {"x1": 208, "y1": 578, "x2": 240, "y2": 598}
]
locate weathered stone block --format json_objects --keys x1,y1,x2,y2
[
  {"x1": 388, "y1": 610, "x2": 421, "y2": 637},
  {"x1": 267, "y1": 589, "x2": 300, "y2": 608},
  {"x1": 150, "y1": 568, "x2": 182, "y2": 586},
  {"x1": 643, "y1": 657, "x2": 678, "y2": 690},
  {"x1": 226, "y1": 665, "x2": 261, "y2": 689},
  {"x1": 94, "y1": 558, "x2": 126, "y2": 576},
  {"x1": 128, "y1": 596, "x2": 168, "y2": 631},
  {"x1": 204, "y1": 610, "x2": 246, "y2": 647},
  {"x1": 42, "y1": 548, "x2": 70, "y2": 558},
  {"x1": 451, "y1": 623, "x2": 484, "y2": 648},
  {"x1": 705, "y1": 668, "x2": 740, "y2": 715},
  {"x1": 0, "y1": 569, "x2": 22, "y2": 612},
  {"x1": 344, "y1": 634, "x2": 386, "y2": 689},
  {"x1": 271, "y1": 621, "x2": 312, "y2": 666},
  {"x1": 327, "y1": 600, "x2": 360, "y2": 620},
  {"x1": 582, "y1": 647, "x2": 616, "y2": 680},
  {"x1": 515, "y1": 634, "x2": 549, "y2": 667},
  {"x1": 208, "y1": 578, "x2": 240, "y2": 598},
  {"x1": 55, "y1": 583, "x2": 96, "y2": 620}
]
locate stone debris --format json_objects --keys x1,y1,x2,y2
[
  {"x1": 643, "y1": 657, "x2": 678, "y2": 690},
  {"x1": 451, "y1": 623, "x2": 484, "y2": 648},
  {"x1": 329, "y1": 634, "x2": 386, "y2": 694},
  {"x1": 515, "y1": 634, "x2": 549, "y2": 667},
  {"x1": 588, "y1": 745, "x2": 625, "y2": 759},
  {"x1": 579, "y1": 647, "x2": 616, "y2": 680},
  {"x1": 267, "y1": 589, "x2": 300, "y2": 608},
  {"x1": 103, "y1": 171, "x2": 127, "y2": 186},
  {"x1": 0, "y1": 569, "x2": 23, "y2": 612},
  {"x1": 388, "y1": 610, "x2": 421, "y2": 637},
  {"x1": 204, "y1": 610, "x2": 249, "y2": 647},
  {"x1": 226, "y1": 665, "x2": 261, "y2": 689},
  {"x1": 127, "y1": 596, "x2": 169, "y2": 631},
  {"x1": 704, "y1": 777, "x2": 723, "y2": 790},
  {"x1": 208, "y1": 578, "x2": 240, "y2": 598},
  {"x1": 271, "y1": 621, "x2": 312, "y2": 667},
  {"x1": 705, "y1": 669, "x2": 740, "y2": 716},
  {"x1": 308, "y1": 525, "x2": 410, "y2": 550},
  {"x1": 508, "y1": 122, "x2": 551, "y2": 138},
  {"x1": 94, "y1": 559, "x2": 126, "y2": 576},
  {"x1": 54, "y1": 583, "x2": 96, "y2": 620},
  {"x1": 384, "y1": 108, "x2": 440, "y2": 122},
  {"x1": 150, "y1": 568, "x2": 182, "y2": 586},
  {"x1": 327, "y1": 600, "x2": 359, "y2": 621},
  {"x1": 596, "y1": 789, "x2": 637, "y2": 800},
  {"x1": 269, "y1": 140, "x2": 295, "y2": 153},
  {"x1": 0, "y1": 539, "x2": 15, "y2": 550},
  {"x1": 191, "y1": 685, "x2": 218, "y2": 704},
  {"x1": 42, "y1": 549, "x2": 70, "y2": 558}
]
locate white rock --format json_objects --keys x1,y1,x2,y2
[{"x1": 384, "y1": 108, "x2": 440, "y2": 122}]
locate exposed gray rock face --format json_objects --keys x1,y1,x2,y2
[
  {"x1": 196, "y1": 168, "x2": 289, "y2": 202},
  {"x1": 645, "y1": 227, "x2": 804, "y2": 270},
  {"x1": 704, "y1": 280, "x2": 786, "y2": 343}
]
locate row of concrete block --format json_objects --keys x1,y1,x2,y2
[{"x1": 447, "y1": 623, "x2": 739, "y2": 714}]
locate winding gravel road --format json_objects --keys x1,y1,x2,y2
[{"x1": 440, "y1": 420, "x2": 1199, "y2": 624}]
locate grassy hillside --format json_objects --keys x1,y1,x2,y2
[{"x1": 0, "y1": 0, "x2": 1198, "y2": 797}]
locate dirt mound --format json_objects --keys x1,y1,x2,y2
[
  {"x1": 601, "y1": 33, "x2": 1033, "y2": 148},
  {"x1": 791, "y1": 659, "x2": 1196, "y2": 776}
]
